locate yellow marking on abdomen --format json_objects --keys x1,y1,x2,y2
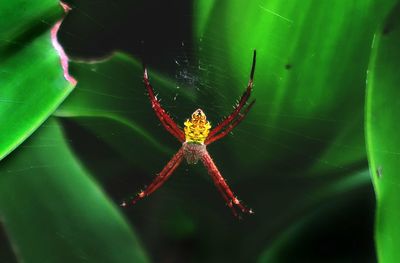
[{"x1": 184, "y1": 109, "x2": 211, "y2": 144}]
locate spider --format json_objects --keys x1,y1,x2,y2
[{"x1": 122, "y1": 50, "x2": 256, "y2": 217}]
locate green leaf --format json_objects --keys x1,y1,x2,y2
[
  {"x1": 0, "y1": 118, "x2": 148, "y2": 263},
  {"x1": 366, "y1": 2, "x2": 400, "y2": 262},
  {"x1": 190, "y1": 0, "x2": 395, "y2": 261},
  {"x1": 0, "y1": 0, "x2": 75, "y2": 160},
  {"x1": 193, "y1": 0, "x2": 394, "y2": 173}
]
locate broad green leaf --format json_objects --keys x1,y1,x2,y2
[
  {"x1": 191, "y1": 0, "x2": 394, "y2": 261},
  {"x1": 193, "y1": 0, "x2": 394, "y2": 173},
  {"x1": 366, "y1": 2, "x2": 400, "y2": 262},
  {"x1": 0, "y1": 118, "x2": 148, "y2": 263},
  {"x1": 0, "y1": 0, "x2": 76, "y2": 160}
]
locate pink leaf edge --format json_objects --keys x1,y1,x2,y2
[{"x1": 50, "y1": 1, "x2": 77, "y2": 86}]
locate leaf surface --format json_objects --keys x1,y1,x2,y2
[
  {"x1": 0, "y1": 0, "x2": 76, "y2": 160},
  {"x1": 0, "y1": 118, "x2": 148, "y2": 263},
  {"x1": 366, "y1": 2, "x2": 400, "y2": 262}
]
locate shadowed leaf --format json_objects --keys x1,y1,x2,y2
[{"x1": 0, "y1": 118, "x2": 148, "y2": 263}]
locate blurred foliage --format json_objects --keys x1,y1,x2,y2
[
  {"x1": 1, "y1": 0, "x2": 399, "y2": 262},
  {"x1": 193, "y1": 0, "x2": 392, "y2": 173},
  {"x1": 0, "y1": 118, "x2": 148, "y2": 262},
  {"x1": 366, "y1": 2, "x2": 400, "y2": 262}
]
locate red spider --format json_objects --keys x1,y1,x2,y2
[{"x1": 122, "y1": 51, "x2": 256, "y2": 217}]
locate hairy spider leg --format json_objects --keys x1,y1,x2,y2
[
  {"x1": 129, "y1": 147, "x2": 185, "y2": 205},
  {"x1": 205, "y1": 164, "x2": 241, "y2": 217},
  {"x1": 201, "y1": 151, "x2": 253, "y2": 217},
  {"x1": 144, "y1": 68, "x2": 186, "y2": 142},
  {"x1": 205, "y1": 100, "x2": 255, "y2": 145},
  {"x1": 205, "y1": 50, "x2": 256, "y2": 144},
  {"x1": 213, "y1": 178, "x2": 240, "y2": 217}
]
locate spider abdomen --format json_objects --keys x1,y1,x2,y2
[{"x1": 182, "y1": 142, "x2": 207, "y2": 164}]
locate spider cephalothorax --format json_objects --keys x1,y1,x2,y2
[{"x1": 123, "y1": 51, "x2": 257, "y2": 218}]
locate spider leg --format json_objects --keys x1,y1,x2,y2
[
  {"x1": 206, "y1": 50, "x2": 256, "y2": 142},
  {"x1": 205, "y1": 99, "x2": 255, "y2": 145},
  {"x1": 144, "y1": 68, "x2": 186, "y2": 142},
  {"x1": 123, "y1": 147, "x2": 184, "y2": 206},
  {"x1": 201, "y1": 150, "x2": 253, "y2": 217},
  {"x1": 213, "y1": 181, "x2": 240, "y2": 217}
]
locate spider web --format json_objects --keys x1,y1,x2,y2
[
  {"x1": 55, "y1": 1, "x2": 372, "y2": 261},
  {"x1": 0, "y1": 0, "x2": 378, "y2": 262}
]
